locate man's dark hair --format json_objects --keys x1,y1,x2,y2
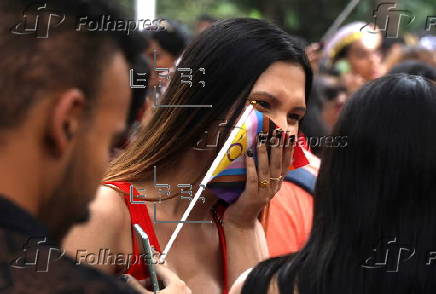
[
  {"x1": 0, "y1": 0, "x2": 146, "y2": 130},
  {"x1": 148, "y1": 19, "x2": 188, "y2": 58}
]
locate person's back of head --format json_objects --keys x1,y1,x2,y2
[
  {"x1": 393, "y1": 46, "x2": 436, "y2": 67},
  {"x1": 149, "y1": 19, "x2": 189, "y2": 58},
  {"x1": 243, "y1": 74, "x2": 436, "y2": 294},
  {"x1": 0, "y1": 0, "x2": 144, "y2": 242},
  {"x1": 389, "y1": 60, "x2": 436, "y2": 81}
]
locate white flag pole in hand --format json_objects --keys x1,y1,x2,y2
[{"x1": 159, "y1": 104, "x2": 255, "y2": 264}]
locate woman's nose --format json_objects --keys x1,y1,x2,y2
[
  {"x1": 269, "y1": 114, "x2": 299, "y2": 137},
  {"x1": 268, "y1": 114, "x2": 287, "y2": 132}
]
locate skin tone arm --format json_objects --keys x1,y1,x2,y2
[
  {"x1": 229, "y1": 270, "x2": 281, "y2": 294},
  {"x1": 224, "y1": 131, "x2": 293, "y2": 286}
]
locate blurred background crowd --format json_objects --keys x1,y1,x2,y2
[{"x1": 125, "y1": 0, "x2": 436, "y2": 158}]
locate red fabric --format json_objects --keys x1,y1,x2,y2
[
  {"x1": 290, "y1": 144, "x2": 310, "y2": 169},
  {"x1": 104, "y1": 181, "x2": 161, "y2": 280},
  {"x1": 104, "y1": 181, "x2": 228, "y2": 294},
  {"x1": 212, "y1": 202, "x2": 229, "y2": 294}
]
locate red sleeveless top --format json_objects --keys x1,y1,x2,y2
[{"x1": 104, "y1": 181, "x2": 229, "y2": 294}]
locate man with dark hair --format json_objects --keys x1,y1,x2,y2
[{"x1": 0, "y1": 1, "x2": 189, "y2": 293}]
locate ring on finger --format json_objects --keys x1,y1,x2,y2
[
  {"x1": 258, "y1": 179, "x2": 270, "y2": 187},
  {"x1": 270, "y1": 176, "x2": 283, "y2": 182}
]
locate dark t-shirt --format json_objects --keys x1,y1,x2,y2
[{"x1": 0, "y1": 195, "x2": 137, "y2": 294}]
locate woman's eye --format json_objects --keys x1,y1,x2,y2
[
  {"x1": 287, "y1": 113, "x2": 301, "y2": 122},
  {"x1": 252, "y1": 100, "x2": 271, "y2": 109}
]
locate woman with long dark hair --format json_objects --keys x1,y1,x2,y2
[
  {"x1": 236, "y1": 74, "x2": 436, "y2": 294},
  {"x1": 64, "y1": 18, "x2": 312, "y2": 294}
]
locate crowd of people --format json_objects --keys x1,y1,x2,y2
[{"x1": 0, "y1": 1, "x2": 435, "y2": 294}]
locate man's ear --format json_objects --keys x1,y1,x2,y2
[{"x1": 46, "y1": 89, "x2": 86, "y2": 157}]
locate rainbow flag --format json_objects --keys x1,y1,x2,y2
[{"x1": 207, "y1": 109, "x2": 309, "y2": 203}]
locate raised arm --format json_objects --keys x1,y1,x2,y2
[{"x1": 224, "y1": 136, "x2": 292, "y2": 285}]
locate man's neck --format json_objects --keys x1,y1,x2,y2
[{"x1": 0, "y1": 144, "x2": 42, "y2": 217}]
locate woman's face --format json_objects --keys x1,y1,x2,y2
[
  {"x1": 347, "y1": 39, "x2": 385, "y2": 81},
  {"x1": 320, "y1": 76, "x2": 347, "y2": 130},
  {"x1": 145, "y1": 40, "x2": 177, "y2": 88},
  {"x1": 248, "y1": 61, "x2": 306, "y2": 137}
]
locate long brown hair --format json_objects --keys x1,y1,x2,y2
[{"x1": 104, "y1": 18, "x2": 312, "y2": 183}]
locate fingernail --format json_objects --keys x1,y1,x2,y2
[
  {"x1": 247, "y1": 149, "x2": 254, "y2": 157},
  {"x1": 119, "y1": 275, "x2": 128, "y2": 282},
  {"x1": 275, "y1": 130, "x2": 283, "y2": 143},
  {"x1": 258, "y1": 133, "x2": 268, "y2": 144}
]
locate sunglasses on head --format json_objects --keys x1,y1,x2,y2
[{"x1": 323, "y1": 86, "x2": 347, "y2": 101}]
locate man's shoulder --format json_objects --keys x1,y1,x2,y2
[{"x1": 48, "y1": 255, "x2": 137, "y2": 293}]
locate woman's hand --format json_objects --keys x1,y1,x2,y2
[
  {"x1": 121, "y1": 264, "x2": 191, "y2": 294},
  {"x1": 305, "y1": 42, "x2": 322, "y2": 74},
  {"x1": 223, "y1": 132, "x2": 293, "y2": 228},
  {"x1": 223, "y1": 132, "x2": 294, "y2": 285}
]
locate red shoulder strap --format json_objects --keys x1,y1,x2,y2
[
  {"x1": 212, "y1": 202, "x2": 229, "y2": 294},
  {"x1": 105, "y1": 182, "x2": 228, "y2": 293},
  {"x1": 104, "y1": 181, "x2": 161, "y2": 280}
]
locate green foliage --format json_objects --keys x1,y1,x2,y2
[
  {"x1": 155, "y1": 0, "x2": 435, "y2": 40},
  {"x1": 118, "y1": 0, "x2": 135, "y2": 17},
  {"x1": 156, "y1": 0, "x2": 255, "y2": 31},
  {"x1": 401, "y1": 0, "x2": 436, "y2": 33}
]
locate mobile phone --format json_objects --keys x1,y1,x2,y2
[{"x1": 133, "y1": 224, "x2": 160, "y2": 292}]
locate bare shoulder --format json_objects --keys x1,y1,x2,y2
[
  {"x1": 229, "y1": 269, "x2": 283, "y2": 294},
  {"x1": 229, "y1": 268, "x2": 252, "y2": 294},
  {"x1": 92, "y1": 185, "x2": 130, "y2": 223},
  {"x1": 62, "y1": 185, "x2": 132, "y2": 274},
  {"x1": 75, "y1": 185, "x2": 130, "y2": 231},
  {"x1": 229, "y1": 268, "x2": 300, "y2": 294}
]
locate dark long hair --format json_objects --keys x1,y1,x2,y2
[
  {"x1": 105, "y1": 18, "x2": 312, "y2": 182},
  {"x1": 243, "y1": 74, "x2": 436, "y2": 294}
]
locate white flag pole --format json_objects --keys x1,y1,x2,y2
[
  {"x1": 136, "y1": 0, "x2": 155, "y2": 31},
  {"x1": 159, "y1": 104, "x2": 254, "y2": 263}
]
